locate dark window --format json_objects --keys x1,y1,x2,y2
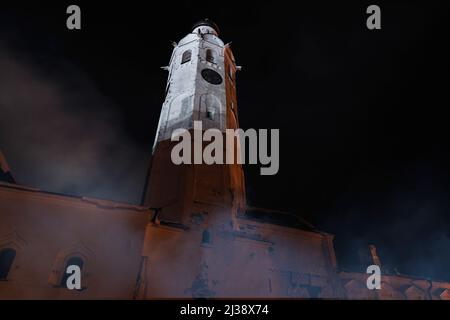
[
  {"x1": 206, "y1": 49, "x2": 215, "y2": 63},
  {"x1": 181, "y1": 50, "x2": 192, "y2": 64},
  {"x1": 201, "y1": 69, "x2": 223, "y2": 85},
  {"x1": 0, "y1": 248, "x2": 16, "y2": 279},
  {"x1": 306, "y1": 285, "x2": 322, "y2": 298},
  {"x1": 201, "y1": 230, "x2": 210, "y2": 244},
  {"x1": 60, "y1": 256, "x2": 84, "y2": 288}
]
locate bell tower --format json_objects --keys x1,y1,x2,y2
[{"x1": 141, "y1": 19, "x2": 245, "y2": 225}]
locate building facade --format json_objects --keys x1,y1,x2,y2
[{"x1": 0, "y1": 21, "x2": 449, "y2": 300}]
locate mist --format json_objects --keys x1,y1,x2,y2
[{"x1": 0, "y1": 39, "x2": 149, "y2": 204}]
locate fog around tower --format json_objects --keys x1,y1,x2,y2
[{"x1": 0, "y1": 38, "x2": 149, "y2": 204}]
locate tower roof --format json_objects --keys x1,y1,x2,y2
[{"x1": 192, "y1": 19, "x2": 220, "y2": 35}]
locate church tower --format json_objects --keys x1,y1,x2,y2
[{"x1": 142, "y1": 19, "x2": 245, "y2": 225}]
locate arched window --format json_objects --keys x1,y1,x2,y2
[
  {"x1": 0, "y1": 248, "x2": 16, "y2": 279},
  {"x1": 60, "y1": 256, "x2": 84, "y2": 288},
  {"x1": 181, "y1": 50, "x2": 192, "y2": 64},
  {"x1": 206, "y1": 49, "x2": 215, "y2": 63}
]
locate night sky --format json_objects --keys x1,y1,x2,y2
[{"x1": 0, "y1": 1, "x2": 449, "y2": 280}]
